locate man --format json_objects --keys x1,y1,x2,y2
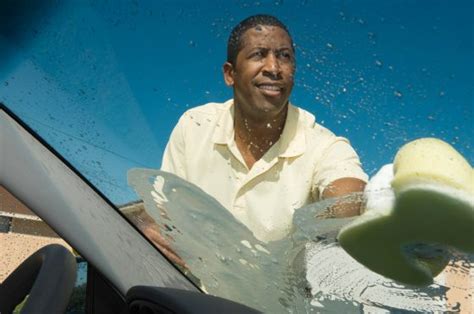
[
  {"x1": 161, "y1": 15, "x2": 368, "y2": 243},
  {"x1": 155, "y1": 16, "x2": 471, "y2": 311}
]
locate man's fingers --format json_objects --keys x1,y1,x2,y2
[
  {"x1": 157, "y1": 246, "x2": 188, "y2": 268},
  {"x1": 147, "y1": 227, "x2": 173, "y2": 250},
  {"x1": 142, "y1": 225, "x2": 188, "y2": 268}
]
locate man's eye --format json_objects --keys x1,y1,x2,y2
[
  {"x1": 251, "y1": 51, "x2": 264, "y2": 58},
  {"x1": 278, "y1": 51, "x2": 292, "y2": 60}
]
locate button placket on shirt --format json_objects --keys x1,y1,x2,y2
[
  {"x1": 232, "y1": 156, "x2": 281, "y2": 212},
  {"x1": 224, "y1": 142, "x2": 248, "y2": 211},
  {"x1": 226, "y1": 133, "x2": 283, "y2": 214}
]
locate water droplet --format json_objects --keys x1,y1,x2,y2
[
  {"x1": 394, "y1": 90, "x2": 403, "y2": 98},
  {"x1": 240, "y1": 240, "x2": 252, "y2": 249},
  {"x1": 375, "y1": 60, "x2": 383, "y2": 67},
  {"x1": 255, "y1": 244, "x2": 270, "y2": 254}
]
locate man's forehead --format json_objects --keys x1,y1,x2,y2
[{"x1": 240, "y1": 25, "x2": 292, "y2": 48}]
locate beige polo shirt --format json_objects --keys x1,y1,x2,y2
[{"x1": 161, "y1": 99, "x2": 367, "y2": 242}]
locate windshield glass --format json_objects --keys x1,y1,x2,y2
[{"x1": 1, "y1": 0, "x2": 472, "y2": 312}]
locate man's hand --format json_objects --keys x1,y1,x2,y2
[
  {"x1": 141, "y1": 224, "x2": 187, "y2": 269},
  {"x1": 124, "y1": 206, "x2": 187, "y2": 268},
  {"x1": 320, "y1": 177, "x2": 367, "y2": 218},
  {"x1": 363, "y1": 164, "x2": 395, "y2": 214}
]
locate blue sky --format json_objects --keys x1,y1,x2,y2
[{"x1": 1, "y1": 0, "x2": 472, "y2": 204}]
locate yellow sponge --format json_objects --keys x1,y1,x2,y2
[
  {"x1": 392, "y1": 138, "x2": 473, "y2": 194},
  {"x1": 338, "y1": 138, "x2": 474, "y2": 286}
]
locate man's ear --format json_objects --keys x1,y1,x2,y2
[{"x1": 223, "y1": 62, "x2": 235, "y2": 86}]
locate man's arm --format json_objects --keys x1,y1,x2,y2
[
  {"x1": 311, "y1": 132, "x2": 368, "y2": 218},
  {"x1": 124, "y1": 206, "x2": 187, "y2": 268},
  {"x1": 320, "y1": 177, "x2": 367, "y2": 218}
]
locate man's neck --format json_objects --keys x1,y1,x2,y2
[{"x1": 233, "y1": 104, "x2": 288, "y2": 169}]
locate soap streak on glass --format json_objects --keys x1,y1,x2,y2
[{"x1": 128, "y1": 169, "x2": 472, "y2": 312}]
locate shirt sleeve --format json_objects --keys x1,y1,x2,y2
[
  {"x1": 312, "y1": 137, "x2": 368, "y2": 199},
  {"x1": 160, "y1": 114, "x2": 187, "y2": 179}
]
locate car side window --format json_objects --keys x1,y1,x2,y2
[{"x1": 0, "y1": 185, "x2": 86, "y2": 313}]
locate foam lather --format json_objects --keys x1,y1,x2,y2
[{"x1": 338, "y1": 138, "x2": 474, "y2": 286}]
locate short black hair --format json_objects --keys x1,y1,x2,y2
[{"x1": 227, "y1": 14, "x2": 294, "y2": 65}]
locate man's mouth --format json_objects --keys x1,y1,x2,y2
[{"x1": 256, "y1": 83, "x2": 283, "y2": 96}]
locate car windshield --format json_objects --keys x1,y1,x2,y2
[{"x1": 1, "y1": 0, "x2": 472, "y2": 312}]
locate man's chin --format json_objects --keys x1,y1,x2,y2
[
  {"x1": 251, "y1": 106, "x2": 287, "y2": 121},
  {"x1": 258, "y1": 99, "x2": 288, "y2": 114}
]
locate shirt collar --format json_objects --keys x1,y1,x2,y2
[
  {"x1": 212, "y1": 99, "x2": 235, "y2": 145},
  {"x1": 278, "y1": 103, "x2": 306, "y2": 158},
  {"x1": 212, "y1": 99, "x2": 306, "y2": 158}
]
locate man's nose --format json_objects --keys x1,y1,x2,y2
[{"x1": 262, "y1": 53, "x2": 281, "y2": 77}]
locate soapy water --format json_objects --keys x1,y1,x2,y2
[{"x1": 128, "y1": 168, "x2": 472, "y2": 313}]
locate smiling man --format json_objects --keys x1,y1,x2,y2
[{"x1": 161, "y1": 15, "x2": 368, "y2": 242}]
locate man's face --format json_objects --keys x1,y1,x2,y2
[{"x1": 224, "y1": 25, "x2": 295, "y2": 120}]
